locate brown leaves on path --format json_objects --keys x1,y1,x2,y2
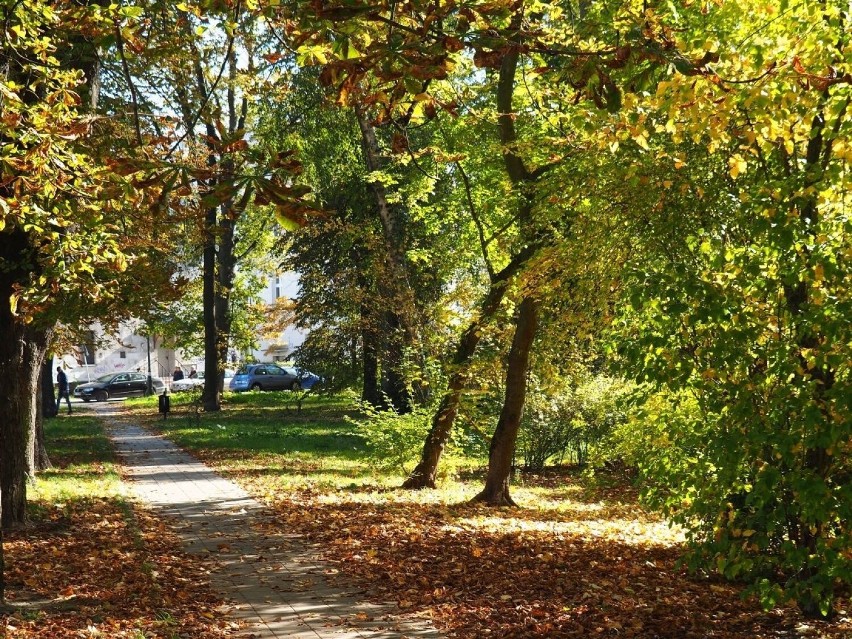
[{"x1": 1, "y1": 498, "x2": 237, "y2": 638}]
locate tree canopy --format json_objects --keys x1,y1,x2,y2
[{"x1": 1, "y1": 0, "x2": 849, "y2": 621}]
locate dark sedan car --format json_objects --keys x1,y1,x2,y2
[{"x1": 74, "y1": 372, "x2": 165, "y2": 402}]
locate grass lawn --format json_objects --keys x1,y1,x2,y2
[
  {"x1": 1, "y1": 415, "x2": 237, "y2": 638},
  {"x1": 122, "y1": 391, "x2": 850, "y2": 639}
]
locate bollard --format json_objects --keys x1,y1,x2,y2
[{"x1": 158, "y1": 391, "x2": 170, "y2": 420}]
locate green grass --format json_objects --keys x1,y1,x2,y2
[
  {"x1": 31, "y1": 415, "x2": 123, "y2": 505},
  {"x1": 125, "y1": 391, "x2": 639, "y2": 513},
  {"x1": 138, "y1": 391, "x2": 363, "y2": 454},
  {"x1": 128, "y1": 391, "x2": 383, "y2": 491}
]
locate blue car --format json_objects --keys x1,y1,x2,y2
[{"x1": 229, "y1": 364, "x2": 321, "y2": 392}]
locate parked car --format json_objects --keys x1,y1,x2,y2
[
  {"x1": 74, "y1": 372, "x2": 165, "y2": 402},
  {"x1": 229, "y1": 364, "x2": 321, "y2": 392},
  {"x1": 172, "y1": 369, "x2": 235, "y2": 392},
  {"x1": 293, "y1": 369, "x2": 322, "y2": 390},
  {"x1": 172, "y1": 371, "x2": 206, "y2": 392}
]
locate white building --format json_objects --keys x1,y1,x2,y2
[
  {"x1": 243, "y1": 271, "x2": 306, "y2": 363},
  {"x1": 56, "y1": 320, "x2": 178, "y2": 384},
  {"x1": 57, "y1": 271, "x2": 307, "y2": 382}
]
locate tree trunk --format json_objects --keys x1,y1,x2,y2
[
  {"x1": 405, "y1": 13, "x2": 542, "y2": 490},
  {"x1": 402, "y1": 246, "x2": 538, "y2": 488},
  {"x1": 354, "y1": 106, "x2": 419, "y2": 412},
  {"x1": 354, "y1": 249, "x2": 381, "y2": 406},
  {"x1": 41, "y1": 356, "x2": 58, "y2": 419},
  {"x1": 35, "y1": 358, "x2": 53, "y2": 471},
  {"x1": 199, "y1": 47, "x2": 249, "y2": 408},
  {"x1": 471, "y1": 11, "x2": 542, "y2": 506},
  {"x1": 0, "y1": 522, "x2": 4, "y2": 602},
  {"x1": 380, "y1": 310, "x2": 410, "y2": 413},
  {"x1": 471, "y1": 297, "x2": 538, "y2": 506},
  {"x1": 201, "y1": 203, "x2": 220, "y2": 412},
  {"x1": 213, "y1": 210, "x2": 237, "y2": 400},
  {"x1": 0, "y1": 318, "x2": 48, "y2": 528},
  {"x1": 361, "y1": 312, "x2": 381, "y2": 406},
  {"x1": 783, "y1": 96, "x2": 839, "y2": 621}
]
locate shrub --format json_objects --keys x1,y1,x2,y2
[
  {"x1": 519, "y1": 373, "x2": 634, "y2": 472},
  {"x1": 349, "y1": 401, "x2": 434, "y2": 475}
]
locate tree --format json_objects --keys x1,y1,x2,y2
[
  {"x1": 109, "y1": 1, "x2": 314, "y2": 410},
  {"x1": 256, "y1": 69, "x2": 385, "y2": 402},
  {"x1": 271, "y1": 0, "x2": 699, "y2": 494},
  {"x1": 257, "y1": 63, "x2": 463, "y2": 409},
  {"x1": 610, "y1": 0, "x2": 851, "y2": 618},
  {"x1": 1, "y1": 1, "x2": 111, "y2": 528}
]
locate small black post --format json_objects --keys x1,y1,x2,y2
[{"x1": 158, "y1": 390, "x2": 170, "y2": 420}]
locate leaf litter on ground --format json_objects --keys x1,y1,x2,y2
[{"x1": 126, "y1": 397, "x2": 851, "y2": 638}]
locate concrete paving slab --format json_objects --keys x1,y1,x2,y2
[{"x1": 100, "y1": 406, "x2": 443, "y2": 639}]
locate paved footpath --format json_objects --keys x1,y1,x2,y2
[{"x1": 102, "y1": 406, "x2": 442, "y2": 639}]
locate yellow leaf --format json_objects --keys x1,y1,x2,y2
[
  {"x1": 814, "y1": 264, "x2": 824, "y2": 282},
  {"x1": 729, "y1": 154, "x2": 747, "y2": 179}
]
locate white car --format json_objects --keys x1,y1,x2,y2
[
  {"x1": 171, "y1": 371, "x2": 206, "y2": 392},
  {"x1": 171, "y1": 369, "x2": 235, "y2": 392}
]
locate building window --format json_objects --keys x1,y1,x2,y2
[
  {"x1": 120, "y1": 351, "x2": 126, "y2": 359},
  {"x1": 274, "y1": 274, "x2": 280, "y2": 299}
]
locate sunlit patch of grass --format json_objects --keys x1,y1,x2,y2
[
  {"x1": 125, "y1": 393, "x2": 663, "y2": 523},
  {"x1": 32, "y1": 416, "x2": 123, "y2": 504},
  {"x1": 125, "y1": 391, "x2": 682, "y2": 549}
]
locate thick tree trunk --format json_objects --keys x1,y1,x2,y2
[
  {"x1": 0, "y1": 226, "x2": 52, "y2": 527},
  {"x1": 0, "y1": 320, "x2": 48, "y2": 528},
  {"x1": 471, "y1": 297, "x2": 538, "y2": 506}
]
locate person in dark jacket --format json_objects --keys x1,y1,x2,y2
[
  {"x1": 57, "y1": 366, "x2": 71, "y2": 415},
  {"x1": 172, "y1": 366, "x2": 184, "y2": 382}
]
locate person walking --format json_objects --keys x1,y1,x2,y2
[{"x1": 57, "y1": 366, "x2": 72, "y2": 415}]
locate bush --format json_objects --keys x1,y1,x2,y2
[
  {"x1": 615, "y1": 215, "x2": 852, "y2": 617},
  {"x1": 349, "y1": 401, "x2": 434, "y2": 475},
  {"x1": 519, "y1": 373, "x2": 633, "y2": 471}
]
